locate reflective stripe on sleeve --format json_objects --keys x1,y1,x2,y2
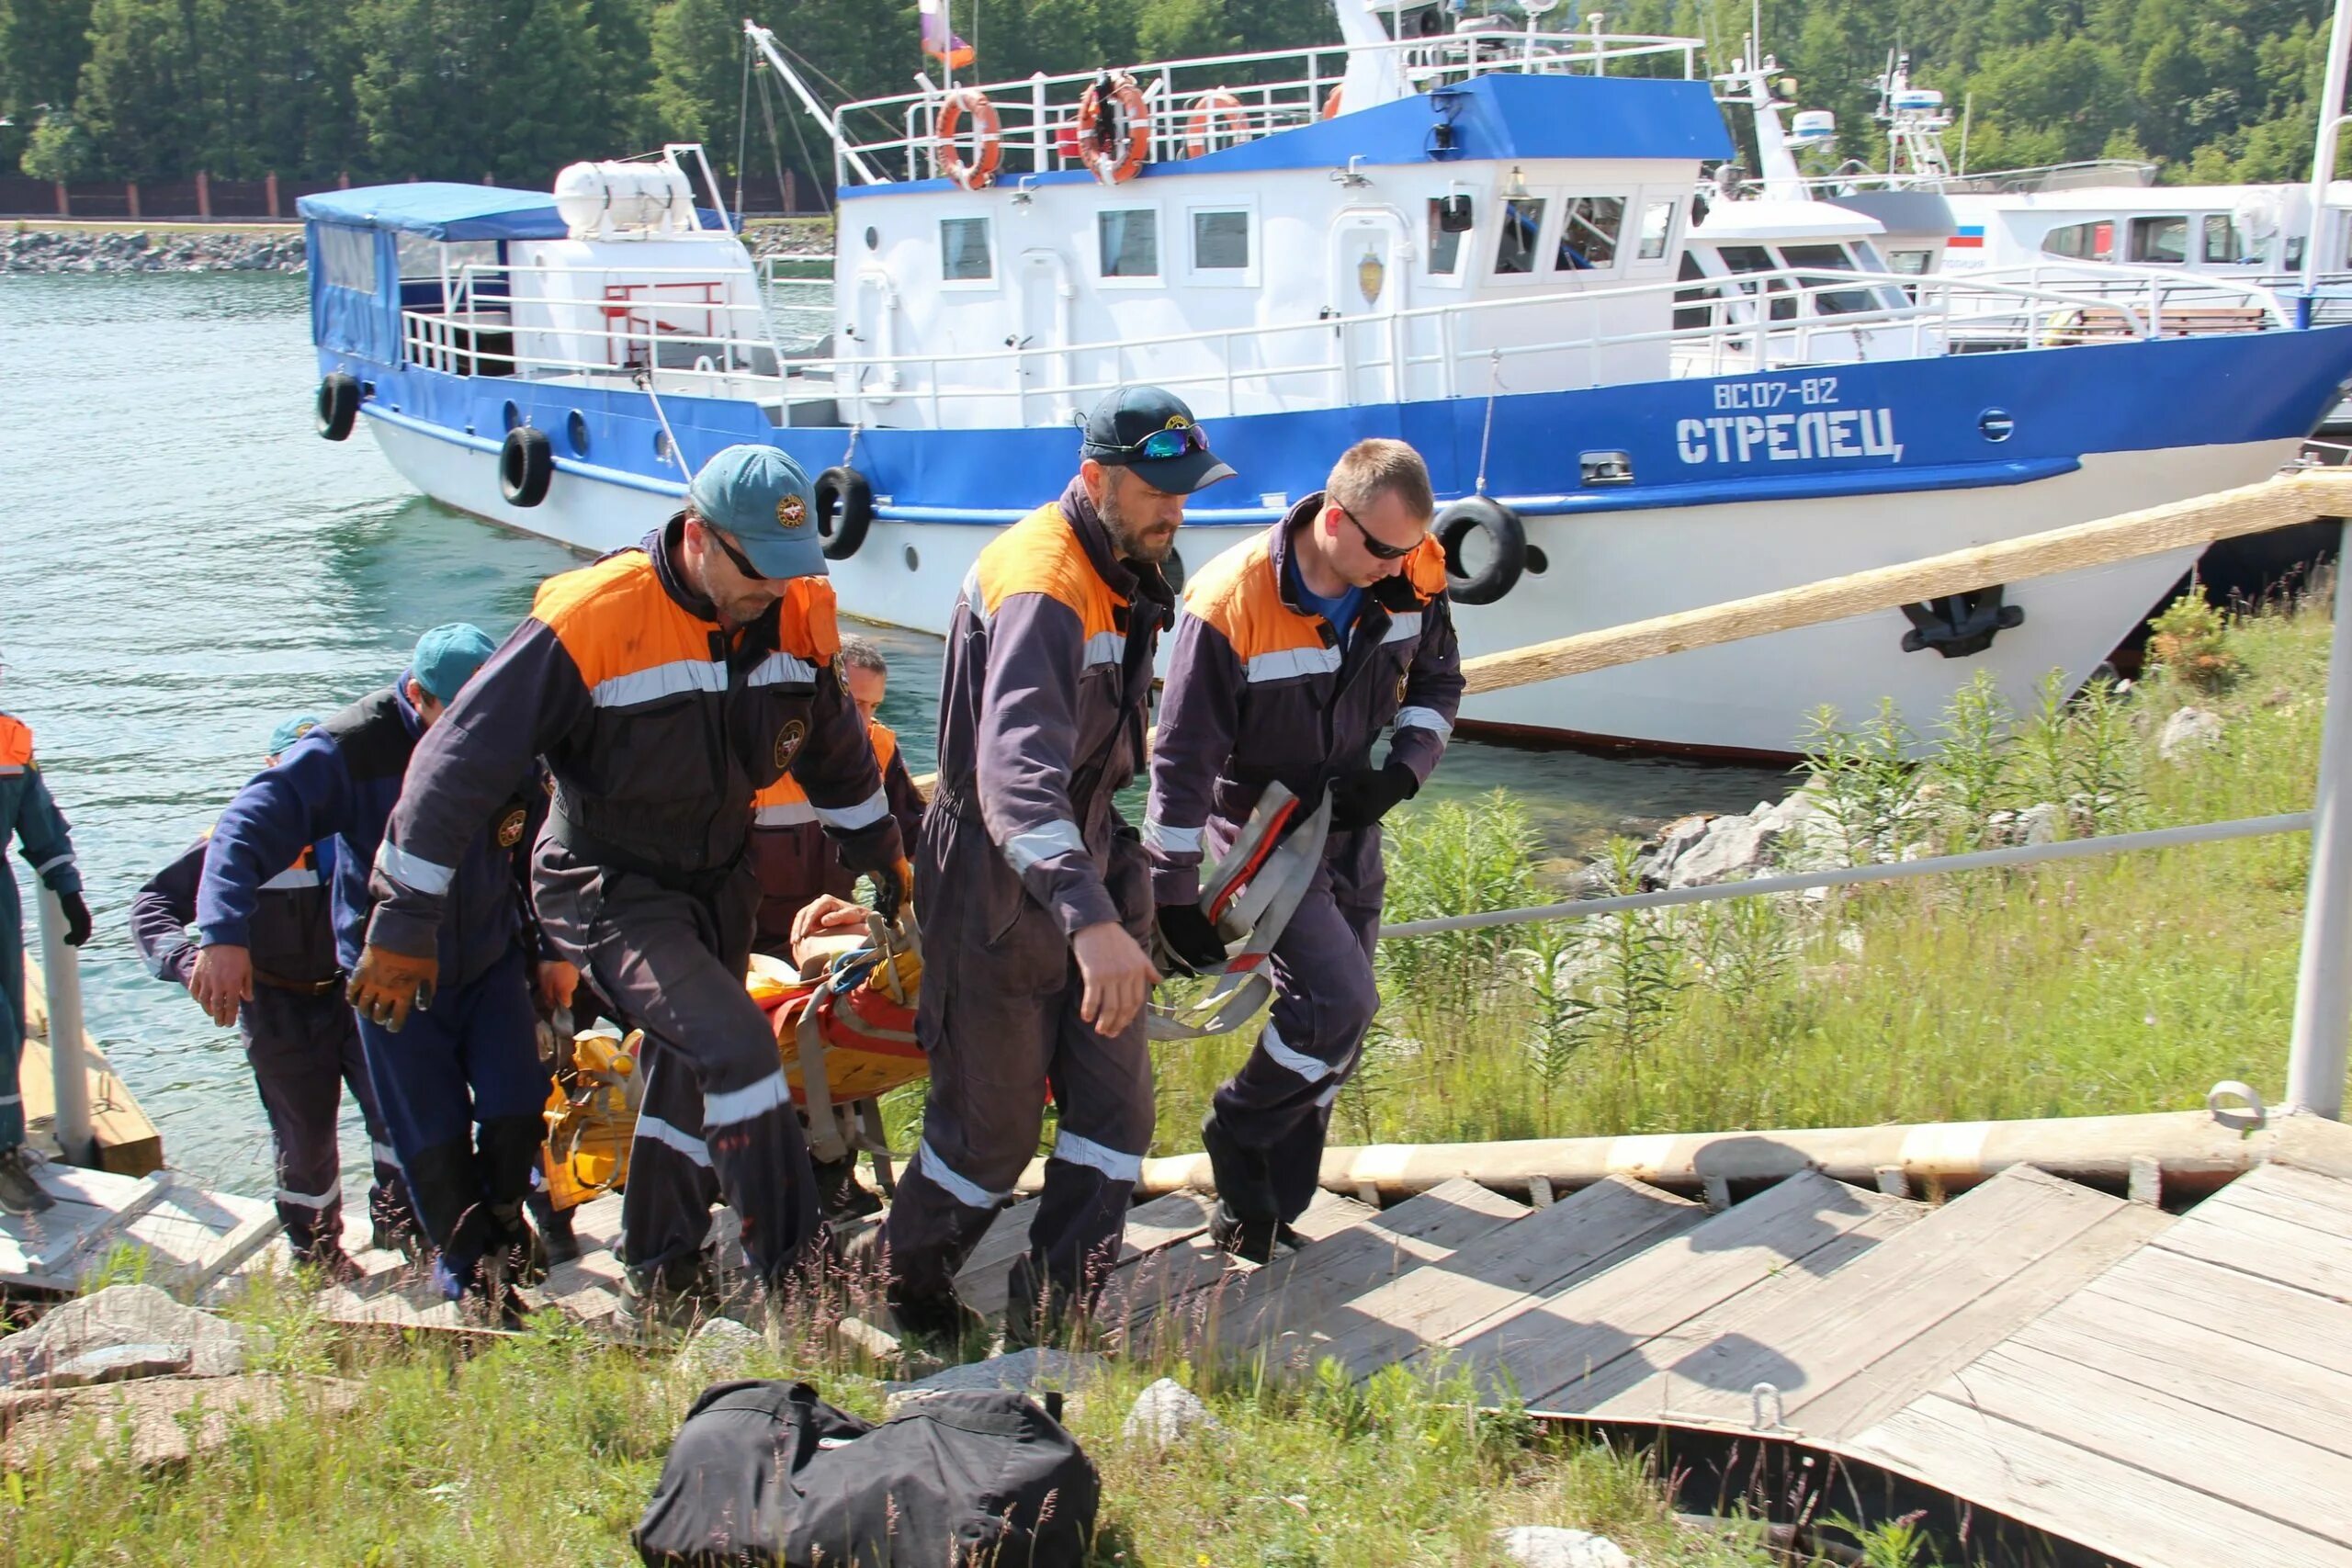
[
  {"x1": 33, "y1": 852, "x2": 74, "y2": 876},
  {"x1": 0, "y1": 764, "x2": 22, "y2": 776},
  {"x1": 590, "y1": 659, "x2": 727, "y2": 709},
  {"x1": 1142, "y1": 818, "x2": 1204, "y2": 856},
  {"x1": 1257, "y1": 1020, "x2": 1332, "y2": 1082},
  {"x1": 813, "y1": 787, "x2": 888, "y2": 831},
  {"x1": 916, "y1": 1138, "x2": 1012, "y2": 1210},
  {"x1": 1394, "y1": 705, "x2": 1455, "y2": 741},
  {"x1": 703, "y1": 1069, "x2": 793, "y2": 1129},
  {"x1": 1050, "y1": 1130, "x2": 1144, "y2": 1182},
  {"x1": 754, "y1": 799, "x2": 819, "y2": 827},
  {"x1": 1002, "y1": 818, "x2": 1086, "y2": 874},
  {"x1": 745, "y1": 650, "x2": 818, "y2": 688},
  {"x1": 961, "y1": 565, "x2": 990, "y2": 628},
  {"x1": 1082, "y1": 630, "x2": 1123, "y2": 668},
  {"x1": 260, "y1": 864, "x2": 322, "y2": 891},
  {"x1": 636, "y1": 1114, "x2": 714, "y2": 1168},
  {"x1": 1382, "y1": 611, "x2": 1423, "y2": 643},
  {"x1": 371, "y1": 1142, "x2": 401, "y2": 1169},
  {"x1": 375, "y1": 840, "x2": 456, "y2": 897},
  {"x1": 1245, "y1": 647, "x2": 1343, "y2": 683}
]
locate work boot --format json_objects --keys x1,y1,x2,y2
[
  {"x1": 814, "y1": 1155, "x2": 883, "y2": 1224},
  {"x1": 1002, "y1": 1251, "x2": 1083, "y2": 1351},
  {"x1": 835, "y1": 1224, "x2": 985, "y2": 1352},
  {"x1": 292, "y1": 1244, "x2": 368, "y2": 1286},
  {"x1": 1201, "y1": 1113, "x2": 1277, "y2": 1258},
  {"x1": 526, "y1": 1191, "x2": 582, "y2": 1266},
  {"x1": 611, "y1": 1254, "x2": 734, "y2": 1341},
  {"x1": 369, "y1": 1185, "x2": 431, "y2": 1267},
  {"x1": 0, "y1": 1145, "x2": 54, "y2": 1216}
]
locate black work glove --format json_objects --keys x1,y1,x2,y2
[
  {"x1": 57, "y1": 889, "x2": 92, "y2": 948},
  {"x1": 1156, "y1": 902, "x2": 1227, "y2": 977},
  {"x1": 1329, "y1": 761, "x2": 1420, "y2": 832}
]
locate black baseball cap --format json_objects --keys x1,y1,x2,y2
[{"x1": 1079, "y1": 386, "x2": 1237, "y2": 495}]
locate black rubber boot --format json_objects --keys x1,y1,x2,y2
[
  {"x1": 1001, "y1": 1250, "x2": 1081, "y2": 1351},
  {"x1": 842, "y1": 1226, "x2": 985, "y2": 1354},
  {"x1": 478, "y1": 1116, "x2": 551, "y2": 1286},
  {"x1": 1201, "y1": 1112, "x2": 1279, "y2": 1260},
  {"x1": 0, "y1": 1145, "x2": 57, "y2": 1216},
  {"x1": 526, "y1": 1190, "x2": 582, "y2": 1266}
]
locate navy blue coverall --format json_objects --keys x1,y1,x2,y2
[
  {"x1": 1, "y1": 712, "x2": 79, "y2": 1155},
  {"x1": 131, "y1": 832, "x2": 419, "y2": 1258},
  {"x1": 198, "y1": 678, "x2": 549, "y2": 1288}
]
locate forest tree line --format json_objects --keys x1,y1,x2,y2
[{"x1": 0, "y1": 0, "x2": 2341, "y2": 194}]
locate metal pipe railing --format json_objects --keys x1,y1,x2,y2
[
  {"x1": 37, "y1": 886, "x2": 93, "y2": 1167},
  {"x1": 2289, "y1": 521, "x2": 2352, "y2": 1119}
]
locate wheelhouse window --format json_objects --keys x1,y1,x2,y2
[
  {"x1": 2129, "y1": 216, "x2": 2188, "y2": 264},
  {"x1": 318, "y1": 225, "x2": 378, "y2": 292},
  {"x1": 1636, "y1": 199, "x2": 1677, "y2": 261},
  {"x1": 1427, "y1": 197, "x2": 1465, "y2": 276},
  {"x1": 1098, "y1": 209, "x2": 1159, "y2": 278},
  {"x1": 1777, "y1": 243, "x2": 1879, "y2": 315},
  {"x1": 1717, "y1": 243, "x2": 1796, "y2": 321},
  {"x1": 940, "y1": 218, "x2": 992, "y2": 281},
  {"x1": 1192, "y1": 209, "x2": 1250, "y2": 271},
  {"x1": 1554, "y1": 196, "x2": 1625, "y2": 270},
  {"x1": 1886, "y1": 248, "x2": 1934, "y2": 276},
  {"x1": 1495, "y1": 197, "x2": 1545, "y2": 275},
  {"x1": 2042, "y1": 220, "x2": 2115, "y2": 261},
  {"x1": 2203, "y1": 214, "x2": 2245, "y2": 264},
  {"x1": 1672, "y1": 252, "x2": 1719, "y2": 332}
]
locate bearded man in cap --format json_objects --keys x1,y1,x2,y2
[
  {"x1": 131, "y1": 715, "x2": 423, "y2": 1279},
  {"x1": 352, "y1": 446, "x2": 901, "y2": 1325},
  {"x1": 196, "y1": 626, "x2": 557, "y2": 1313},
  {"x1": 869, "y1": 386, "x2": 1233, "y2": 1348}
]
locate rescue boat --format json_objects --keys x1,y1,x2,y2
[{"x1": 299, "y1": 1, "x2": 2352, "y2": 756}]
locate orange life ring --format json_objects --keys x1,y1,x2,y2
[
  {"x1": 1322, "y1": 85, "x2": 1344, "y2": 119},
  {"x1": 1183, "y1": 88, "x2": 1248, "y2": 158},
  {"x1": 936, "y1": 87, "x2": 1001, "y2": 190},
  {"x1": 1076, "y1": 72, "x2": 1150, "y2": 185}
]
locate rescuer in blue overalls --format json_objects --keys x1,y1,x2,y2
[
  {"x1": 0, "y1": 685, "x2": 93, "y2": 1217},
  {"x1": 192, "y1": 627, "x2": 561, "y2": 1314}
]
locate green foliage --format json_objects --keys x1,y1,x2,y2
[
  {"x1": 18, "y1": 109, "x2": 96, "y2": 183},
  {"x1": 1797, "y1": 696, "x2": 1921, "y2": 864},
  {"x1": 2149, "y1": 587, "x2": 2245, "y2": 693},
  {"x1": 1374, "y1": 787, "x2": 1540, "y2": 1020}
]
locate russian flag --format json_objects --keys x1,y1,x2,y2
[
  {"x1": 919, "y1": 0, "x2": 975, "y2": 69},
  {"x1": 1947, "y1": 225, "x2": 1985, "y2": 249}
]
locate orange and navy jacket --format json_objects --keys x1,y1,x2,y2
[
  {"x1": 1145, "y1": 491, "x2": 1464, "y2": 905},
  {"x1": 930, "y1": 478, "x2": 1174, "y2": 936},
  {"x1": 747, "y1": 717, "x2": 925, "y2": 950},
  {"x1": 367, "y1": 520, "x2": 897, "y2": 958},
  {"x1": 0, "y1": 712, "x2": 82, "y2": 900}
]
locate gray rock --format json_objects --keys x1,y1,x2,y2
[
  {"x1": 883, "y1": 1347, "x2": 1105, "y2": 1417},
  {"x1": 2017, "y1": 802, "x2": 2065, "y2": 847},
  {"x1": 1494, "y1": 1526, "x2": 1636, "y2": 1568},
  {"x1": 680, "y1": 1316, "x2": 761, "y2": 1377},
  {"x1": 0, "y1": 1285, "x2": 245, "y2": 1385},
  {"x1": 1665, "y1": 815, "x2": 1778, "y2": 888},
  {"x1": 2159, "y1": 705, "x2": 2225, "y2": 762},
  {"x1": 1121, "y1": 1376, "x2": 1218, "y2": 1448}
]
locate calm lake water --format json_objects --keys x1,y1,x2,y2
[{"x1": 0, "y1": 271, "x2": 1785, "y2": 1196}]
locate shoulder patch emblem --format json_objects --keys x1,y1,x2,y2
[
  {"x1": 775, "y1": 717, "x2": 808, "y2": 770},
  {"x1": 778, "y1": 492, "x2": 808, "y2": 528},
  {"x1": 497, "y1": 807, "x2": 528, "y2": 849}
]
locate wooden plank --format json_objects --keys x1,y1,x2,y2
[
  {"x1": 2013, "y1": 1292, "x2": 2352, "y2": 1462},
  {"x1": 22, "y1": 964, "x2": 164, "y2": 1178},
  {"x1": 0, "y1": 1168, "x2": 171, "y2": 1283},
  {"x1": 1110, "y1": 1192, "x2": 1375, "y2": 1351},
  {"x1": 2266, "y1": 1111, "x2": 2352, "y2": 1182},
  {"x1": 1787, "y1": 1199, "x2": 2170, "y2": 1441},
  {"x1": 2195, "y1": 1163, "x2": 2352, "y2": 1242},
  {"x1": 1452, "y1": 1171, "x2": 1914, "y2": 1411},
  {"x1": 1904, "y1": 1338, "x2": 2352, "y2": 1547},
  {"x1": 1114, "y1": 1190, "x2": 1217, "y2": 1259},
  {"x1": 1214, "y1": 1179, "x2": 1531, "y2": 1354},
  {"x1": 2081, "y1": 1246, "x2": 2352, "y2": 1380},
  {"x1": 1458, "y1": 469, "x2": 2352, "y2": 694},
  {"x1": 2154, "y1": 1202, "x2": 2352, "y2": 1302},
  {"x1": 1621, "y1": 1165, "x2": 2123, "y2": 1433},
  {"x1": 1295, "y1": 1176, "x2": 1705, "y2": 1383},
  {"x1": 1841, "y1": 1392, "x2": 2352, "y2": 1568},
  {"x1": 1556, "y1": 1199, "x2": 1924, "y2": 1418}
]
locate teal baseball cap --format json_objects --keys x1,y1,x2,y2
[
  {"x1": 685, "y1": 445, "x2": 827, "y2": 581},
  {"x1": 266, "y1": 715, "x2": 322, "y2": 756},
  {"x1": 410, "y1": 623, "x2": 497, "y2": 704}
]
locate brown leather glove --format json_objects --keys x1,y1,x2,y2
[{"x1": 347, "y1": 944, "x2": 439, "y2": 1033}]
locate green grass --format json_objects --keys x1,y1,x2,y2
[{"x1": 1150, "y1": 593, "x2": 2333, "y2": 1146}]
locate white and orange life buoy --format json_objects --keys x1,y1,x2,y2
[
  {"x1": 1076, "y1": 72, "x2": 1150, "y2": 185},
  {"x1": 936, "y1": 87, "x2": 1002, "y2": 190},
  {"x1": 1183, "y1": 88, "x2": 1248, "y2": 158},
  {"x1": 1322, "y1": 85, "x2": 1344, "y2": 119}
]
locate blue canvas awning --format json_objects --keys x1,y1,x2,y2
[{"x1": 297, "y1": 182, "x2": 571, "y2": 242}]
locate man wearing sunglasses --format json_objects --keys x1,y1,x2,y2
[
  {"x1": 869, "y1": 386, "x2": 1230, "y2": 1349},
  {"x1": 1145, "y1": 438, "x2": 1463, "y2": 1262},
  {"x1": 352, "y1": 445, "x2": 903, "y2": 1327}
]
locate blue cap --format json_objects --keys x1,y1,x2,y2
[
  {"x1": 411, "y1": 623, "x2": 497, "y2": 704},
  {"x1": 267, "y1": 715, "x2": 322, "y2": 756},
  {"x1": 685, "y1": 445, "x2": 827, "y2": 581},
  {"x1": 1079, "y1": 386, "x2": 1236, "y2": 495}
]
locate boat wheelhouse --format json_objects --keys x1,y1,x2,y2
[{"x1": 300, "y1": 3, "x2": 2352, "y2": 756}]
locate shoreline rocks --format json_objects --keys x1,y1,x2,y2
[{"x1": 4, "y1": 218, "x2": 831, "y2": 275}]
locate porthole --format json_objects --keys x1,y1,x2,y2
[
  {"x1": 1524, "y1": 545, "x2": 1550, "y2": 576},
  {"x1": 865, "y1": 226, "x2": 880, "y2": 252},
  {"x1": 501, "y1": 400, "x2": 521, "y2": 432},
  {"x1": 566, "y1": 410, "x2": 591, "y2": 457},
  {"x1": 903, "y1": 545, "x2": 921, "y2": 571},
  {"x1": 653, "y1": 429, "x2": 672, "y2": 462}
]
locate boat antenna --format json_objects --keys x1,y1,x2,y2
[
  {"x1": 732, "y1": 30, "x2": 752, "y2": 224},
  {"x1": 1958, "y1": 89, "x2": 1973, "y2": 177}
]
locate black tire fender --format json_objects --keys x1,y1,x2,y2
[
  {"x1": 1434, "y1": 495, "x2": 1527, "y2": 606},
  {"x1": 315, "y1": 373, "x2": 360, "y2": 441},
  {"x1": 500, "y1": 425, "x2": 553, "y2": 508},
  {"x1": 814, "y1": 464, "x2": 876, "y2": 560}
]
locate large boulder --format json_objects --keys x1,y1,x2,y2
[
  {"x1": 1495, "y1": 1526, "x2": 1637, "y2": 1567},
  {"x1": 2158, "y1": 705, "x2": 2225, "y2": 762},
  {"x1": 1121, "y1": 1376, "x2": 1218, "y2": 1448},
  {"x1": 0, "y1": 1285, "x2": 246, "y2": 1387}
]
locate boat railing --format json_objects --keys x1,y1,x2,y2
[
  {"x1": 1795, "y1": 158, "x2": 2161, "y2": 198},
  {"x1": 396, "y1": 255, "x2": 2282, "y2": 422},
  {"x1": 828, "y1": 29, "x2": 1701, "y2": 186}
]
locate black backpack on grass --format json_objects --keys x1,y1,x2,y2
[{"x1": 633, "y1": 1381, "x2": 1101, "y2": 1567}]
